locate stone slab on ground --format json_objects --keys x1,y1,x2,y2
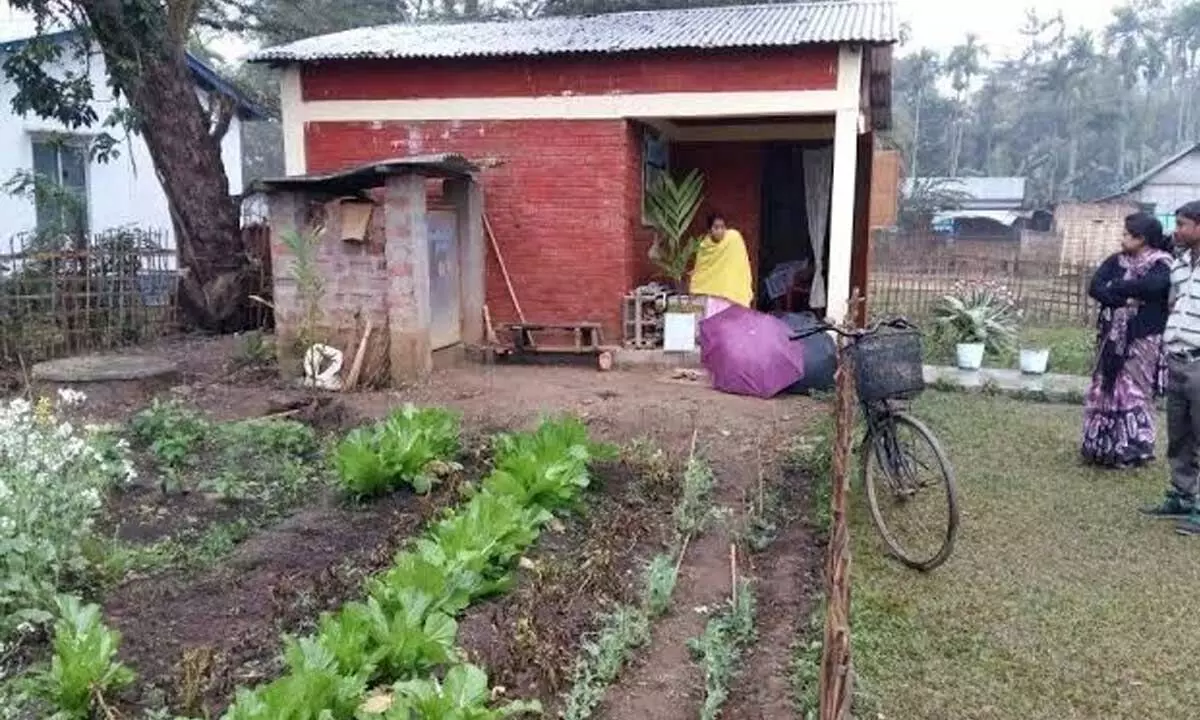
[
  {"x1": 613, "y1": 348, "x2": 701, "y2": 369},
  {"x1": 32, "y1": 354, "x2": 179, "y2": 383},
  {"x1": 923, "y1": 365, "x2": 1089, "y2": 402}
]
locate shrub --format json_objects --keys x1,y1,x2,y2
[{"x1": 0, "y1": 396, "x2": 135, "y2": 637}]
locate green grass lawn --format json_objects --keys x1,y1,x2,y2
[{"x1": 850, "y1": 392, "x2": 1200, "y2": 720}]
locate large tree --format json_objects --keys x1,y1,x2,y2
[
  {"x1": 7, "y1": 0, "x2": 256, "y2": 331},
  {"x1": 894, "y1": 0, "x2": 1200, "y2": 205}
]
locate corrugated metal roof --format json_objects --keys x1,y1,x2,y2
[
  {"x1": 251, "y1": 1, "x2": 896, "y2": 64},
  {"x1": 1120, "y1": 142, "x2": 1200, "y2": 193},
  {"x1": 904, "y1": 177, "x2": 1027, "y2": 207}
]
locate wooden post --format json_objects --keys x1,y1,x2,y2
[{"x1": 817, "y1": 290, "x2": 858, "y2": 720}]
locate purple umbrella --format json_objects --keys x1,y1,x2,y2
[{"x1": 699, "y1": 305, "x2": 806, "y2": 399}]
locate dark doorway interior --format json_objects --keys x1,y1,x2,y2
[{"x1": 758, "y1": 140, "x2": 832, "y2": 315}]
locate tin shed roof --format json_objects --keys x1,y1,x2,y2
[
  {"x1": 251, "y1": 0, "x2": 897, "y2": 63},
  {"x1": 255, "y1": 154, "x2": 478, "y2": 195}
]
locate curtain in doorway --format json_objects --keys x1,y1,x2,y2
[{"x1": 801, "y1": 146, "x2": 834, "y2": 309}]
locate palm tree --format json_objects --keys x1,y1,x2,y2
[
  {"x1": 902, "y1": 49, "x2": 942, "y2": 183},
  {"x1": 1106, "y1": 5, "x2": 1146, "y2": 182},
  {"x1": 945, "y1": 34, "x2": 988, "y2": 177}
]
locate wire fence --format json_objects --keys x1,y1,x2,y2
[{"x1": 868, "y1": 236, "x2": 1098, "y2": 327}]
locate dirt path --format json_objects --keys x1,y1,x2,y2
[{"x1": 721, "y1": 470, "x2": 823, "y2": 720}]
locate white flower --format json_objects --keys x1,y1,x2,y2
[{"x1": 56, "y1": 388, "x2": 87, "y2": 407}]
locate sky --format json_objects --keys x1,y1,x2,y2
[{"x1": 899, "y1": 0, "x2": 1125, "y2": 59}]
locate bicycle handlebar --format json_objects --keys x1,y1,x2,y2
[{"x1": 787, "y1": 316, "x2": 917, "y2": 342}]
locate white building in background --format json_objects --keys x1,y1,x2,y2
[
  {"x1": 0, "y1": 26, "x2": 263, "y2": 252},
  {"x1": 1104, "y1": 142, "x2": 1200, "y2": 234}
]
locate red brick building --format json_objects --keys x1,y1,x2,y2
[{"x1": 255, "y1": 1, "x2": 897, "y2": 346}]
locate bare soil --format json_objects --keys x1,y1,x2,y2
[{"x1": 106, "y1": 487, "x2": 458, "y2": 716}]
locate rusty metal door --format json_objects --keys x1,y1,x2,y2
[{"x1": 427, "y1": 210, "x2": 461, "y2": 349}]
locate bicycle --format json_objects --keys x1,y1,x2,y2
[{"x1": 791, "y1": 316, "x2": 960, "y2": 571}]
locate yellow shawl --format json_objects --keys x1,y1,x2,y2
[{"x1": 689, "y1": 229, "x2": 753, "y2": 307}]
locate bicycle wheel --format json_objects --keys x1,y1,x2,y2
[{"x1": 861, "y1": 411, "x2": 959, "y2": 571}]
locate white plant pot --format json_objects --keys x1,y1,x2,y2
[
  {"x1": 955, "y1": 342, "x2": 985, "y2": 370},
  {"x1": 663, "y1": 311, "x2": 697, "y2": 352},
  {"x1": 1019, "y1": 348, "x2": 1050, "y2": 375}
]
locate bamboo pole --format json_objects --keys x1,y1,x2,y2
[{"x1": 817, "y1": 290, "x2": 859, "y2": 720}]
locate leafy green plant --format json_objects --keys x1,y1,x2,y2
[
  {"x1": 674, "y1": 452, "x2": 715, "y2": 537},
  {"x1": 645, "y1": 169, "x2": 705, "y2": 287},
  {"x1": 367, "y1": 553, "x2": 477, "y2": 621},
  {"x1": 224, "y1": 413, "x2": 607, "y2": 720},
  {"x1": 561, "y1": 606, "x2": 651, "y2": 720},
  {"x1": 689, "y1": 581, "x2": 757, "y2": 720},
  {"x1": 29, "y1": 595, "x2": 135, "y2": 719},
  {"x1": 485, "y1": 416, "x2": 615, "y2": 514},
  {"x1": 932, "y1": 280, "x2": 1020, "y2": 354},
  {"x1": 363, "y1": 664, "x2": 541, "y2": 719},
  {"x1": 232, "y1": 330, "x2": 276, "y2": 369},
  {"x1": 559, "y1": 552, "x2": 681, "y2": 720},
  {"x1": 315, "y1": 596, "x2": 458, "y2": 682},
  {"x1": 417, "y1": 491, "x2": 544, "y2": 601},
  {"x1": 640, "y1": 554, "x2": 678, "y2": 619},
  {"x1": 224, "y1": 637, "x2": 367, "y2": 720},
  {"x1": 204, "y1": 419, "x2": 320, "y2": 503},
  {"x1": 130, "y1": 399, "x2": 210, "y2": 475},
  {"x1": 336, "y1": 406, "x2": 461, "y2": 499}
]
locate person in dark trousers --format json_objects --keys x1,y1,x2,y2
[
  {"x1": 1143, "y1": 201, "x2": 1200, "y2": 534},
  {"x1": 1082, "y1": 213, "x2": 1172, "y2": 468}
]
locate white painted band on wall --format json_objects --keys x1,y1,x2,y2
[
  {"x1": 295, "y1": 88, "x2": 848, "y2": 123},
  {"x1": 280, "y1": 45, "x2": 866, "y2": 175}
]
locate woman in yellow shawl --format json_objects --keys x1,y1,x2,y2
[{"x1": 690, "y1": 213, "x2": 753, "y2": 318}]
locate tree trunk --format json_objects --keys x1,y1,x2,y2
[
  {"x1": 82, "y1": 2, "x2": 254, "y2": 332},
  {"x1": 909, "y1": 90, "x2": 922, "y2": 181},
  {"x1": 1117, "y1": 89, "x2": 1129, "y2": 182}
]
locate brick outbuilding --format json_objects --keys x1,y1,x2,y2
[{"x1": 254, "y1": 1, "x2": 897, "y2": 345}]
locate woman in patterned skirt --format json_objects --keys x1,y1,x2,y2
[{"x1": 1082, "y1": 212, "x2": 1173, "y2": 467}]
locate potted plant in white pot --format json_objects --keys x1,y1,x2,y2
[
  {"x1": 646, "y1": 169, "x2": 705, "y2": 352},
  {"x1": 933, "y1": 280, "x2": 1019, "y2": 371},
  {"x1": 1018, "y1": 329, "x2": 1050, "y2": 375}
]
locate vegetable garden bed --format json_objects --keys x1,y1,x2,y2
[
  {"x1": 455, "y1": 451, "x2": 677, "y2": 712},
  {"x1": 1, "y1": 347, "x2": 828, "y2": 720}
]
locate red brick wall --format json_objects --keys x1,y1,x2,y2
[
  {"x1": 301, "y1": 47, "x2": 838, "y2": 101},
  {"x1": 306, "y1": 119, "x2": 633, "y2": 339}
]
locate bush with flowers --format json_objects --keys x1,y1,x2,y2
[
  {"x1": 0, "y1": 389, "x2": 135, "y2": 641},
  {"x1": 932, "y1": 279, "x2": 1022, "y2": 355}
]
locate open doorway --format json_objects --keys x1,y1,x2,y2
[{"x1": 757, "y1": 140, "x2": 833, "y2": 316}]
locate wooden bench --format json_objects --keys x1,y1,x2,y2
[
  {"x1": 490, "y1": 322, "x2": 613, "y2": 370},
  {"x1": 509, "y1": 322, "x2": 604, "y2": 352}
]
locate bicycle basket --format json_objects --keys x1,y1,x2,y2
[{"x1": 848, "y1": 328, "x2": 925, "y2": 402}]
